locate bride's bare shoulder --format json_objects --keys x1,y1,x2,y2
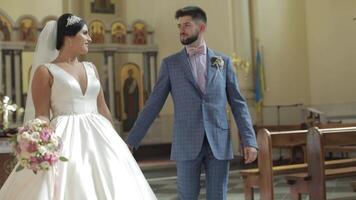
[{"x1": 32, "y1": 65, "x2": 53, "y2": 82}]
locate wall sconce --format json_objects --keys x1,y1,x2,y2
[{"x1": 231, "y1": 52, "x2": 251, "y2": 78}]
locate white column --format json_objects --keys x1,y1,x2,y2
[
  {"x1": 14, "y1": 50, "x2": 22, "y2": 106},
  {"x1": 5, "y1": 53, "x2": 12, "y2": 98},
  {"x1": 107, "y1": 53, "x2": 115, "y2": 118},
  {"x1": 142, "y1": 53, "x2": 151, "y2": 95},
  {"x1": 149, "y1": 54, "x2": 155, "y2": 91}
]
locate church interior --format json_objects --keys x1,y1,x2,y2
[{"x1": 1, "y1": 0, "x2": 356, "y2": 199}]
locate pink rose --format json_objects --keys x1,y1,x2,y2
[
  {"x1": 19, "y1": 140, "x2": 30, "y2": 151},
  {"x1": 30, "y1": 156, "x2": 39, "y2": 164},
  {"x1": 40, "y1": 129, "x2": 51, "y2": 142},
  {"x1": 43, "y1": 153, "x2": 58, "y2": 165},
  {"x1": 27, "y1": 142, "x2": 38, "y2": 153}
]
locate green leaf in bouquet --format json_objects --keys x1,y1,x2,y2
[
  {"x1": 15, "y1": 165, "x2": 24, "y2": 172},
  {"x1": 59, "y1": 156, "x2": 69, "y2": 162}
]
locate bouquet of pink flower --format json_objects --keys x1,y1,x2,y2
[{"x1": 10, "y1": 118, "x2": 68, "y2": 174}]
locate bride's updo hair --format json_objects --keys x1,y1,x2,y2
[{"x1": 56, "y1": 13, "x2": 86, "y2": 50}]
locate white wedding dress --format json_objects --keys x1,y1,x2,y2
[{"x1": 0, "y1": 62, "x2": 156, "y2": 200}]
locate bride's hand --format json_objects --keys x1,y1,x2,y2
[{"x1": 36, "y1": 116, "x2": 50, "y2": 126}]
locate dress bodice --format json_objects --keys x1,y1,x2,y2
[{"x1": 44, "y1": 62, "x2": 101, "y2": 117}]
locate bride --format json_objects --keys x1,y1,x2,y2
[{"x1": 0, "y1": 13, "x2": 157, "y2": 200}]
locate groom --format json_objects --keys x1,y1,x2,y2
[{"x1": 126, "y1": 6, "x2": 258, "y2": 199}]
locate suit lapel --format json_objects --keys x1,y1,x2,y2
[
  {"x1": 178, "y1": 49, "x2": 203, "y2": 96},
  {"x1": 206, "y1": 48, "x2": 217, "y2": 89}
]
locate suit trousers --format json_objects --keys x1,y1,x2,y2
[{"x1": 176, "y1": 136, "x2": 230, "y2": 200}]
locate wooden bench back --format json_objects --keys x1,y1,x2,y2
[
  {"x1": 254, "y1": 124, "x2": 356, "y2": 200},
  {"x1": 257, "y1": 129, "x2": 308, "y2": 199},
  {"x1": 307, "y1": 127, "x2": 356, "y2": 199}
]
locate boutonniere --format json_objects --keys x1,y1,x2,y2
[
  {"x1": 210, "y1": 56, "x2": 225, "y2": 81},
  {"x1": 211, "y1": 56, "x2": 224, "y2": 69}
]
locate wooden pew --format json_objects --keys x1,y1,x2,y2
[
  {"x1": 0, "y1": 153, "x2": 14, "y2": 187},
  {"x1": 0, "y1": 137, "x2": 15, "y2": 187},
  {"x1": 254, "y1": 123, "x2": 356, "y2": 163},
  {"x1": 240, "y1": 127, "x2": 356, "y2": 200},
  {"x1": 240, "y1": 129, "x2": 308, "y2": 200},
  {"x1": 351, "y1": 181, "x2": 356, "y2": 192},
  {"x1": 285, "y1": 127, "x2": 356, "y2": 200}
]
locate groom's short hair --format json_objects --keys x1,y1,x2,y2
[{"x1": 175, "y1": 6, "x2": 207, "y2": 24}]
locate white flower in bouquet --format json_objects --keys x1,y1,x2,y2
[
  {"x1": 38, "y1": 146, "x2": 48, "y2": 154},
  {"x1": 39, "y1": 161, "x2": 50, "y2": 170},
  {"x1": 46, "y1": 143, "x2": 57, "y2": 152},
  {"x1": 50, "y1": 137, "x2": 59, "y2": 147},
  {"x1": 31, "y1": 132, "x2": 40, "y2": 142},
  {"x1": 20, "y1": 131, "x2": 31, "y2": 140}
]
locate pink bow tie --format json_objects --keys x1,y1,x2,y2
[{"x1": 187, "y1": 45, "x2": 206, "y2": 57}]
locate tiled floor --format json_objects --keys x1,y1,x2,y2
[{"x1": 143, "y1": 164, "x2": 356, "y2": 200}]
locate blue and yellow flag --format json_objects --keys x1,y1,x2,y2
[{"x1": 254, "y1": 48, "x2": 265, "y2": 112}]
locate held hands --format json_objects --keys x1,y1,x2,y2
[{"x1": 243, "y1": 147, "x2": 258, "y2": 164}]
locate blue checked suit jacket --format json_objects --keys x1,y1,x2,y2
[{"x1": 126, "y1": 48, "x2": 258, "y2": 161}]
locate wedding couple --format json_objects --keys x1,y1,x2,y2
[{"x1": 0, "y1": 6, "x2": 257, "y2": 200}]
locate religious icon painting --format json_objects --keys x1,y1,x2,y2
[
  {"x1": 111, "y1": 21, "x2": 126, "y2": 44},
  {"x1": 119, "y1": 63, "x2": 143, "y2": 132},
  {"x1": 132, "y1": 21, "x2": 147, "y2": 45},
  {"x1": 91, "y1": 0, "x2": 115, "y2": 14},
  {"x1": 89, "y1": 20, "x2": 105, "y2": 43},
  {"x1": 0, "y1": 15, "x2": 12, "y2": 41},
  {"x1": 19, "y1": 18, "x2": 37, "y2": 42}
]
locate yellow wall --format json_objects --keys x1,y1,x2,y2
[
  {"x1": 306, "y1": 0, "x2": 356, "y2": 105},
  {"x1": 124, "y1": 0, "x2": 237, "y2": 61},
  {"x1": 0, "y1": 0, "x2": 62, "y2": 21},
  {"x1": 22, "y1": 52, "x2": 33, "y2": 93},
  {"x1": 254, "y1": 0, "x2": 310, "y2": 106},
  {"x1": 253, "y1": 0, "x2": 356, "y2": 124}
]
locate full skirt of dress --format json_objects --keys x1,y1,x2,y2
[{"x1": 0, "y1": 113, "x2": 156, "y2": 200}]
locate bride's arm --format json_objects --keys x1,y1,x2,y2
[
  {"x1": 92, "y1": 64, "x2": 114, "y2": 124},
  {"x1": 31, "y1": 65, "x2": 52, "y2": 124}
]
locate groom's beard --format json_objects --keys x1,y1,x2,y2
[{"x1": 180, "y1": 31, "x2": 199, "y2": 45}]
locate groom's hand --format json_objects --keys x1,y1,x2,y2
[{"x1": 243, "y1": 147, "x2": 258, "y2": 164}]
